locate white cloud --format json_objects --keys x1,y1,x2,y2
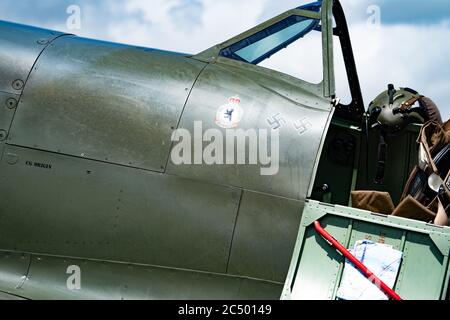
[
  {"x1": 217, "y1": 14, "x2": 450, "y2": 121},
  {"x1": 125, "y1": 0, "x2": 178, "y2": 24},
  {"x1": 2, "y1": 0, "x2": 448, "y2": 120},
  {"x1": 259, "y1": 29, "x2": 324, "y2": 85},
  {"x1": 348, "y1": 22, "x2": 450, "y2": 119},
  {"x1": 103, "y1": 1, "x2": 450, "y2": 120},
  {"x1": 104, "y1": 0, "x2": 268, "y2": 53}
]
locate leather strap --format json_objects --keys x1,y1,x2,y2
[
  {"x1": 374, "y1": 133, "x2": 387, "y2": 185},
  {"x1": 400, "y1": 96, "x2": 421, "y2": 111},
  {"x1": 419, "y1": 97, "x2": 443, "y2": 124}
]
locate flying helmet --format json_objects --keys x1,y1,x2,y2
[
  {"x1": 368, "y1": 84, "x2": 442, "y2": 134},
  {"x1": 367, "y1": 84, "x2": 443, "y2": 185}
]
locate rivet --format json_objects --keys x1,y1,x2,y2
[
  {"x1": 0, "y1": 130, "x2": 7, "y2": 141},
  {"x1": 6, "y1": 97, "x2": 18, "y2": 109},
  {"x1": 37, "y1": 39, "x2": 49, "y2": 45},
  {"x1": 5, "y1": 153, "x2": 19, "y2": 165},
  {"x1": 12, "y1": 79, "x2": 24, "y2": 90}
]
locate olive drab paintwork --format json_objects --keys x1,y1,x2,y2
[
  {"x1": 167, "y1": 60, "x2": 333, "y2": 200},
  {"x1": 0, "y1": 0, "x2": 337, "y2": 300},
  {"x1": 9, "y1": 35, "x2": 206, "y2": 172},
  {"x1": 0, "y1": 21, "x2": 68, "y2": 162},
  {"x1": 282, "y1": 201, "x2": 450, "y2": 300},
  {"x1": 0, "y1": 21, "x2": 67, "y2": 95},
  {"x1": 0, "y1": 1, "x2": 336, "y2": 299},
  {"x1": 1, "y1": 0, "x2": 443, "y2": 300}
]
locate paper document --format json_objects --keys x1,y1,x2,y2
[{"x1": 337, "y1": 240, "x2": 403, "y2": 300}]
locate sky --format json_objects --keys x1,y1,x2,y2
[{"x1": 0, "y1": 0, "x2": 449, "y2": 120}]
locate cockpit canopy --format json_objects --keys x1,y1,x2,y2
[{"x1": 219, "y1": 2, "x2": 322, "y2": 65}]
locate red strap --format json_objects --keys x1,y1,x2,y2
[{"x1": 314, "y1": 221, "x2": 402, "y2": 300}]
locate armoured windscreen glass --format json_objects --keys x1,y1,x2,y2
[
  {"x1": 220, "y1": 15, "x2": 320, "y2": 65},
  {"x1": 234, "y1": 19, "x2": 317, "y2": 64}
]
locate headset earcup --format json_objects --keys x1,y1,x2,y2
[{"x1": 419, "y1": 97, "x2": 443, "y2": 124}]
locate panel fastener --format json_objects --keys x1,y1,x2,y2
[
  {"x1": 0, "y1": 130, "x2": 7, "y2": 141},
  {"x1": 12, "y1": 79, "x2": 24, "y2": 90},
  {"x1": 5, "y1": 153, "x2": 19, "y2": 165},
  {"x1": 6, "y1": 97, "x2": 18, "y2": 109},
  {"x1": 37, "y1": 39, "x2": 49, "y2": 45}
]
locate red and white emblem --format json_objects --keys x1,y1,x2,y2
[{"x1": 215, "y1": 96, "x2": 244, "y2": 129}]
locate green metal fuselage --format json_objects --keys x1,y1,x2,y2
[
  {"x1": 0, "y1": 11, "x2": 334, "y2": 299},
  {"x1": 0, "y1": 0, "x2": 431, "y2": 300}
]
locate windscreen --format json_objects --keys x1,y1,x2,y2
[
  {"x1": 234, "y1": 18, "x2": 318, "y2": 64},
  {"x1": 219, "y1": 2, "x2": 322, "y2": 65}
]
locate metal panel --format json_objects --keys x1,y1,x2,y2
[
  {"x1": 227, "y1": 191, "x2": 304, "y2": 283},
  {"x1": 283, "y1": 201, "x2": 450, "y2": 300},
  {"x1": 8, "y1": 36, "x2": 206, "y2": 172},
  {"x1": 0, "y1": 251, "x2": 31, "y2": 293},
  {"x1": 0, "y1": 145, "x2": 240, "y2": 273},
  {"x1": 321, "y1": 0, "x2": 335, "y2": 98},
  {"x1": 9, "y1": 255, "x2": 281, "y2": 300},
  {"x1": 289, "y1": 215, "x2": 350, "y2": 300},
  {"x1": 0, "y1": 92, "x2": 19, "y2": 141},
  {"x1": 0, "y1": 21, "x2": 65, "y2": 95},
  {"x1": 395, "y1": 233, "x2": 447, "y2": 300},
  {"x1": 310, "y1": 122, "x2": 361, "y2": 206},
  {"x1": 356, "y1": 124, "x2": 421, "y2": 204},
  {"x1": 167, "y1": 60, "x2": 333, "y2": 200},
  {"x1": 348, "y1": 221, "x2": 404, "y2": 251},
  {"x1": 0, "y1": 291, "x2": 25, "y2": 300}
]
